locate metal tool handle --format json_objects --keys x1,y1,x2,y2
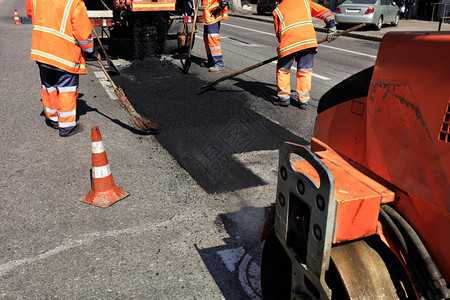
[
  {"x1": 91, "y1": 26, "x2": 107, "y2": 58},
  {"x1": 187, "y1": 0, "x2": 201, "y2": 58},
  {"x1": 199, "y1": 23, "x2": 366, "y2": 91}
]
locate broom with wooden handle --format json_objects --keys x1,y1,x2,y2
[
  {"x1": 97, "y1": 60, "x2": 160, "y2": 132},
  {"x1": 199, "y1": 23, "x2": 366, "y2": 91}
]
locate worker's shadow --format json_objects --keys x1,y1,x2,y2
[
  {"x1": 76, "y1": 93, "x2": 154, "y2": 135},
  {"x1": 208, "y1": 77, "x2": 277, "y2": 100},
  {"x1": 195, "y1": 206, "x2": 265, "y2": 299},
  {"x1": 227, "y1": 78, "x2": 304, "y2": 109}
]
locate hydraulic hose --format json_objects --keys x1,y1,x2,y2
[
  {"x1": 379, "y1": 209, "x2": 408, "y2": 254},
  {"x1": 379, "y1": 208, "x2": 429, "y2": 299},
  {"x1": 381, "y1": 205, "x2": 449, "y2": 299}
]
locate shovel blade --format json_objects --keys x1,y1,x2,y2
[{"x1": 107, "y1": 58, "x2": 121, "y2": 75}]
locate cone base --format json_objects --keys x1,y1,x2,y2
[{"x1": 79, "y1": 185, "x2": 129, "y2": 208}]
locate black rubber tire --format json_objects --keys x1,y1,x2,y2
[
  {"x1": 260, "y1": 229, "x2": 292, "y2": 299},
  {"x1": 392, "y1": 14, "x2": 400, "y2": 26},
  {"x1": 374, "y1": 16, "x2": 383, "y2": 30}
]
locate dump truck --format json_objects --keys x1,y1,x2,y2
[
  {"x1": 86, "y1": 0, "x2": 196, "y2": 58},
  {"x1": 260, "y1": 31, "x2": 450, "y2": 299}
]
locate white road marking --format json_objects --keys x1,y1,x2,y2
[
  {"x1": 197, "y1": 31, "x2": 263, "y2": 48},
  {"x1": 311, "y1": 73, "x2": 330, "y2": 80},
  {"x1": 0, "y1": 218, "x2": 174, "y2": 276},
  {"x1": 94, "y1": 71, "x2": 116, "y2": 100},
  {"x1": 217, "y1": 247, "x2": 246, "y2": 272},
  {"x1": 222, "y1": 23, "x2": 377, "y2": 59},
  {"x1": 222, "y1": 22, "x2": 276, "y2": 37},
  {"x1": 319, "y1": 44, "x2": 377, "y2": 58}
]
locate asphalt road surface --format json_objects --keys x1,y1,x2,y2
[{"x1": 0, "y1": 0, "x2": 379, "y2": 298}]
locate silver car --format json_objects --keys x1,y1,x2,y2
[{"x1": 335, "y1": 0, "x2": 400, "y2": 30}]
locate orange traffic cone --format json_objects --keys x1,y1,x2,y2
[
  {"x1": 14, "y1": 10, "x2": 21, "y2": 25},
  {"x1": 80, "y1": 126, "x2": 129, "y2": 208}
]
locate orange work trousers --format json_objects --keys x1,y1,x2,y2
[
  {"x1": 39, "y1": 63, "x2": 79, "y2": 135},
  {"x1": 276, "y1": 48, "x2": 315, "y2": 104},
  {"x1": 203, "y1": 22, "x2": 224, "y2": 67}
]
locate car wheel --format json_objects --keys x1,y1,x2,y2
[
  {"x1": 374, "y1": 16, "x2": 383, "y2": 30},
  {"x1": 391, "y1": 14, "x2": 399, "y2": 26}
]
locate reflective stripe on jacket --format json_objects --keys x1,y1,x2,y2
[
  {"x1": 202, "y1": 0, "x2": 228, "y2": 25},
  {"x1": 26, "y1": 0, "x2": 94, "y2": 74},
  {"x1": 273, "y1": 0, "x2": 333, "y2": 58}
]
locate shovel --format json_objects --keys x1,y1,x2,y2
[{"x1": 182, "y1": 0, "x2": 201, "y2": 73}]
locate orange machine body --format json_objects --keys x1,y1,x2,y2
[
  {"x1": 129, "y1": 0, "x2": 176, "y2": 11},
  {"x1": 308, "y1": 32, "x2": 450, "y2": 282}
]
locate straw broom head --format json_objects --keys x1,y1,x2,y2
[{"x1": 114, "y1": 86, "x2": 160, "y2": 133}]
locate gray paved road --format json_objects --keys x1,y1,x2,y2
[{"x1": 0, "y1": 1, "x2": 384, "y2": 299}]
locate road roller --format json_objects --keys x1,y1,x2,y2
[{"x1": 260, "y1": 32, "x2": 450, "y2": 300}]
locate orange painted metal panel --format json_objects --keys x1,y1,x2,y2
[
  {"x1": 335, "y1": 199, "x2": 381, "y2": 242},
  {"x1": 130, "y1": 0, "x2": 176, "y2": 11},
  {"x1": 313, "y1": 98, "x2": 369, "y2": 168},
  {"x1": 367, "y1": 33, "x2": 450, "y2": 281},
  {"x1": 313, "y1": 138, "x2": 395, "y2": 204},
  {"x1": 292, "y1": 143, "x2": 394, "y2": 244}
]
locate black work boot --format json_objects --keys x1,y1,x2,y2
[
  {"x1": 298, "y1": 100, "x2": 308, "y2": 110},
  {"x1": 271, "y1": 96, "x2": 290, "y2": 107},
  {"x1": 59, "y1": 123, "x2": 84, "y2": 137},
  {"x1": 45, "y1": 118, "x2": 58, "y2": 129},
  {"x1": 299, "y1": 103, "x2": 308, "y2": 110}
]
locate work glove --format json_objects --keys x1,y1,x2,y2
[
  {"x1": 211, "y1": 0, "x2": 228, "y2": 16},
  {"x1": 327, "y1": 26, "x2": 337, "y2": 42},
  {"x1": 211, "y1": 7, "x2": 222, "y2": 16}
]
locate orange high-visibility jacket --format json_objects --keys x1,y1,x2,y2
[
  {"x1": 202, "y1": 0, "x2": 228, "y2": 25},
  {"x1": 26, "y1": 0, "x2": 94, "y2": 74},
  {"x1": 273, "y1": 0, "x2": 333, "y2": 58}
]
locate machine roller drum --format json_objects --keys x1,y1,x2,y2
[{"x1": 261, "y1": 230, "x2": 413, "y2": 299}]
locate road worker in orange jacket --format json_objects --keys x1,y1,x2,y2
[
  {"x1": 26, "y1": 0, "x2": 100, "y2": 137},
  {"x1": 272, "y1": 0, "x2": 336, "y2": 108},
  {"x1": 202, "y1": 0, "x2": 229, "y2": 72}
]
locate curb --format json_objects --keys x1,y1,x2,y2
[{"x1": 229, "y1": 13, "x2": 383, "y2": 42}]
